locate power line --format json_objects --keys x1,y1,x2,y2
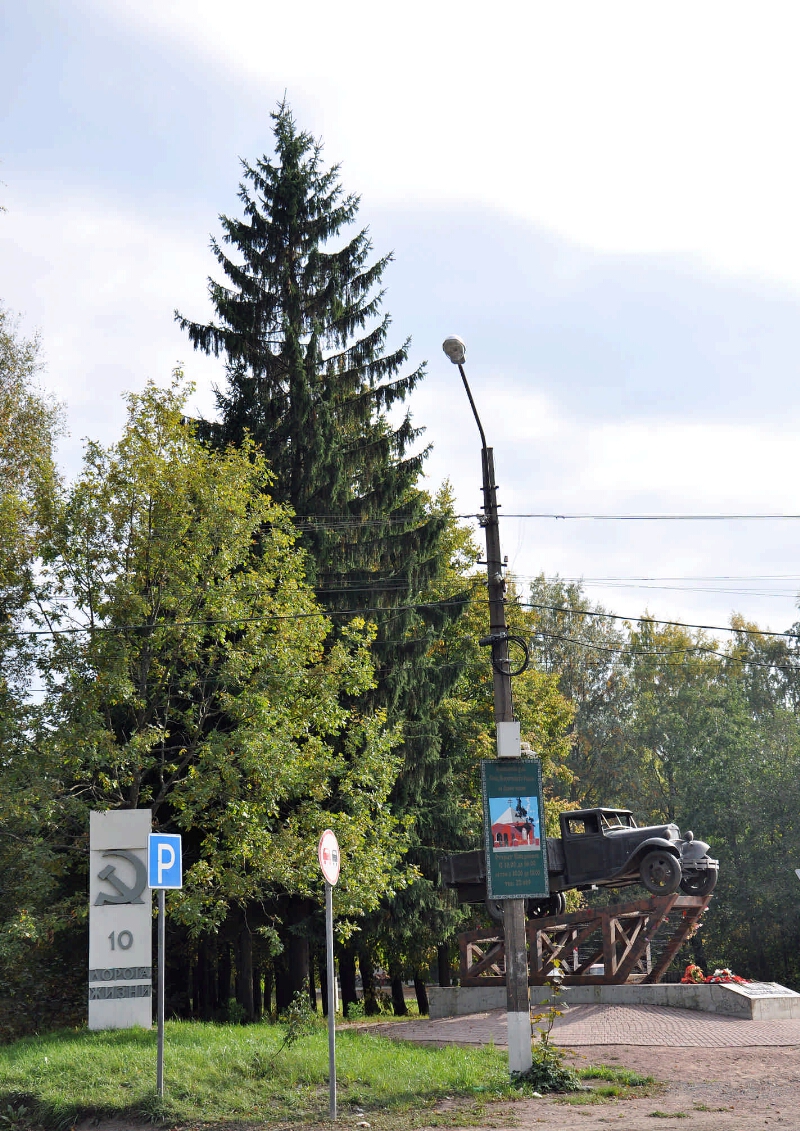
[
  {"x1": 531, "y1": 629, "x2": 779, "y2": 670},
  {"x1": 490, "y1": 513, "x2": 800, "y2": 521},
  {"x1": 8, "y1": 595, "x2": 475, "y2": 638},
  {"x1": 290, "y1": 512, "x2": 800, "y2": 526},
  {"x1": 9, "y1": 591, "x2": 800, "y2": 644},
  {"x1": 520, "y1": 601, "x2": 799, "y2": 641}
]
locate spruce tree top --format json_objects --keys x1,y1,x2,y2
[{"x1": 176, "y1": 103, "x2": 432, "y2": 556}]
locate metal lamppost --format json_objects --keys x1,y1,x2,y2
[{"x1": 442, "y1": 335, "x2": 532, "y2": 1075}]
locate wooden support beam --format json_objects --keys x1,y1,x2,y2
[
  {"x1": 457, "y1": 893, "x2": 713, "y2": 988},
  {"x1": 644, "y1": 895, "x2": 709, "y2": 984}
]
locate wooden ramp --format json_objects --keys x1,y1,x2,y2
[{"x1": 459, "y1": 894, "x2": 711, "y2": 987}]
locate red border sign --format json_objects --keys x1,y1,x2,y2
[{"x1": 318, "y1": 829, "x2": 340, "y2": 886}]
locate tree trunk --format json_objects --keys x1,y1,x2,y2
[
  {"x1": 263, "y1": 966, "x2": 273, "y2": 1018},
  {"x1": 437, "y1": 943, "x2": 451, "y2": 987},
  {"x1": 413, "y1": 970, "x2": 429, "y2": 1015},
  {"x1": 691, "y1": 931, "x2": 709, "y2": 974},
  {"x1": 192, "y1": 951, "x2": 202, "y2": 1019},
  {"x1": 390, "y1": 969, "x2": 407, "y2": 1016},
  {"x1": 287, "y1": 933, "x2": 309, "y2": 1000},
  {"x1": 252, "y1": 965, "x2": 262, "y2": 1019},
  {"x1": 274, "y1": 950, "x2": 292, "y2": 1013},
  {"x1": 308, "y1": 951, "x2": 317, "y2": 1011},
  {"x1": 339, "y1": 944, "x2": 358, "y2": 1018},
  {"x1": 282, "y1": 898, "x2": 311, "y2": 1003},
  {"x1": 237, "y1": 925, "x2": 255, "y2": 1021},
  {"x1": 320, "y1": 952, "x2": 329, "y2": 1017},
  {"x1": 218, "y1": 942, "x2": 232, "y2": 1013},
  {"x1": 359, "y1": 943, "x2": 380, "y2": 1015}
]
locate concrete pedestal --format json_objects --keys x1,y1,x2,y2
[{"x1": 429, "y1": 981, "x2": 800, "y2": 1021}]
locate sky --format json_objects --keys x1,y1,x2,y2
[{"x1": 4, "y1": 0, "x2": 800, "y2": 638}]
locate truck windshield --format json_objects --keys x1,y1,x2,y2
[{"x1": 600, "y1": 812, "x2": 637, "y2": 829}]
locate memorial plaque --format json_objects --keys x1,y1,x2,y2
[
  {"x1": 728, "y1": 981, "x2": 800, "y2": 998},
  {"x1": 89, "y1": 810, "x2": 152, "y2": 1030}
]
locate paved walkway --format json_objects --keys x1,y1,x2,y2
[{"x1": 363, "y1": 1005, "x2": 800, "y2": 1047}]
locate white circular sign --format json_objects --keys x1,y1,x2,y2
[{"x1": 318, "y1": 829, "x2": 340, "y2": 886}]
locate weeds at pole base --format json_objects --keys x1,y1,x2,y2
[{"x1": 514, "y1": 962, "x2": 582, "y2": 1095}]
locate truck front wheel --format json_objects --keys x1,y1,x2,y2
[
  {"x1": 680, "y1": 869, "x2": 717, "y2": 897},
  {"x1": 640, "y1": 850, "x2": 681, "y2": 895}
]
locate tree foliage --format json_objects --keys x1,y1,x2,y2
[
  {"x1": 176, "y1": 104, "x2": 486, "y2": 1009},
  {"x1": 0, "y1": 378, "x2": 411, "y2": 1036},
  {"x1": 526, "y1": 575, "x2": 800, "y2": 988}
]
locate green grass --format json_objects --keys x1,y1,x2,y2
[
  {"x1": 0, "y1": 1024, "x2": 664, "y2": 1129},
  {"x1": 579, "y1": 1064, "x2": 655, "y2": 1087},
  {"x1": 555, "y1": 1064, "x2": 661, "y2": 1106},
  {"x1": 0, "y1": 1020, "x2": 516, "y2": 1128}
]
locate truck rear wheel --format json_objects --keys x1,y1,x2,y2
[{"x1": 526, "y1": 893, "x2": 566, "y2": 919}]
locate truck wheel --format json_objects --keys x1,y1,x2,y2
[
  {"x1": 526, "y1": 893, "x2": 566, "y2": 919},
  {"x1": 486, "y1": 898, "x2": 505, "y2": 922},
  {"x1": 680, "y1": 869, "x2": 717, "y2": 896},
  {"x1": 640, "y1": 850, "x2": 681, "y2": 895}
]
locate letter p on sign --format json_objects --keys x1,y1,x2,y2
[{"x1": 148, "y1": 834, "x2": 183, "y2": 889}]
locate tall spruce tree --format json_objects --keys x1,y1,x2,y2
[
  {"x1": 177, "y1": 104, "x2": 474, "y2": 1008},
  {"x1": 176, "y1": 103, "x2": 443, "y2": 606}
]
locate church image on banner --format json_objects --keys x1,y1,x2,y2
[{"x1": 489, "y1": 796, "x2": 541, "y2": 851}]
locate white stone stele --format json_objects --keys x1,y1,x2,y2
[
  {"x1": 89, "y1": 810, "x2": 152, "y2": 1030},
  {"x1": 429, "y1": 982, "x2": 800, "y2": 1022},
  {"x1": 506, "y1": 1011, "x2": 533, "y2": 1074}
]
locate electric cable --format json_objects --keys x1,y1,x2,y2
[{"x1": 519, "y1": 601, "x2": 800, "y2": 641}]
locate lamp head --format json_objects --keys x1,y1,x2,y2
[{"x1": 442, "y1": 336, "x2": 466, "y2": 365}]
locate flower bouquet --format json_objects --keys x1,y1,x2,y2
[
  {"x1": 680, "y1": 963, "x2": 705, "y2": 984},
  {"x1": 703, "y1": 967, "x2": 750, "y2": 984}
]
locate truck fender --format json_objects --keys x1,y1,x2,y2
[{"x1": 618, "y1": 837, "x2": 681, "y2": 877}]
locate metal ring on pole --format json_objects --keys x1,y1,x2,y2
[{"x1": 478, "y1": 633, "x2": 530, "y2": 677}]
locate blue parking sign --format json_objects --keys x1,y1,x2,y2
[{"x1": 148, "y1": 834, "x2": 182, "y2": 889}]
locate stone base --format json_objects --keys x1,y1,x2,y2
[{"x1": 429, "y1": 981, "x2": 800, "y2": 1021}]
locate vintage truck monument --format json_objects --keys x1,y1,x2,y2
[{"x1": 441, "y1": 806, "x2": 719, "y2": 987}]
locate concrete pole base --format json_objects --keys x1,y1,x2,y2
[{"x1": 506, "y1": 1010, "x2": 532, "y2": 1074}]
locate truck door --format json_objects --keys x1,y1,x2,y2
[{"x1": 563, "y1": 813, "x2": 604, "y2": 884}]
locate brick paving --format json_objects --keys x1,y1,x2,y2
[{"x1": 363, "y1": 1004, "x2": 800, "y2": 1047}]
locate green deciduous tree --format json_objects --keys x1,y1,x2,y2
[
  {"x1": 0, "y1": 378, "x2": 408, "y2": 1028},
  {"x1": 0, "y1": 307, "x2": 65, "y2": 1038}
]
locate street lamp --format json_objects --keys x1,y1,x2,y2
[
  {"x1": 442, "y1": 337, "x2": 512, "y2": 716},
  {"x1": 442, "y1": 336, "x2": 532, "y2": 1075}
]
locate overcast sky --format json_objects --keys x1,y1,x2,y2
[{"x1": 4, "y1": 0, "x2": 800, "y2": 637}]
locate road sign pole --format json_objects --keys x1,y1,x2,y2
[
  {"x1": 325, "y1": 880, "x2": 337, "y2": 1121},
  {"x1": 318, "y1": 830, "x2": 340, "y2": 1120},
  {"x1": 157, "y1": 887, "x2": 165, "y2": 1097},
  {"x1": 148, "y1": 833, "x2": 181, "y2": 1099}
]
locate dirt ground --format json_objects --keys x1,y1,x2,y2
[{"x1": 416, "y1": 1043, "x2": 800, "y2": 1131}]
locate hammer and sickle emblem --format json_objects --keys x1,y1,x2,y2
[{"x1": 94, "y1": 849, "x2": 147, "y2": 906}]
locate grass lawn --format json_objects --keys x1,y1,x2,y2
[{"x1": 0, "y1": 1020, "x2": 657, "y2": 1129}]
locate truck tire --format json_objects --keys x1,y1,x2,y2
[
  {"x1": 526, "y1": 893, "x2": 566, "y2": 919},
  {"x1": 640, "y1": 850, "x2": 681, "y2": 895},
  {"x1": 679, "y1": 869, "x2": 718, "y2": 896}
]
